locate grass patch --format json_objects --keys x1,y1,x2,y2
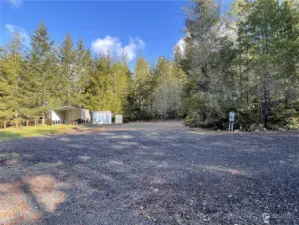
[{"x1": 0, "y1": 125, "x2": 78, "y2": 140}]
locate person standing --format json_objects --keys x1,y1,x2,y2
[{"x1": 228, "y1": 111, "x2": 235, "y2": 131}]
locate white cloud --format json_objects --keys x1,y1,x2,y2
[
  {"x1": 10, "y1": 0, "x2": 22, "y2": 7},
  {"x1": 5, "y1": 24, "x2": 15, "y2": 33},
  {"x1": 173, "y1": 37, "x2": 186, "y2": 58},
  {"x1": 92, "y1": 36, "x2": 118, "y2": 56},
  {"x1": 91, "y1": 36, "x2": 145, "y2": 62},
  {"x1": 5, "y1": 24, "x2": 30, "y2": 44},
  {"x1": 176, "y1": 38, "x2": 185, "y2": 53}
]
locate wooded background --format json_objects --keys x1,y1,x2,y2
[{"x1": 1, "y1": 0, "x2": 298, "y2": 130}]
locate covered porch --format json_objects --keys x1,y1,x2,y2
[{"x1": 50, "y1": 107, "x2": 91, "y2": 124}]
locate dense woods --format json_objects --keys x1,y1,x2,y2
[
  {"x1": 180, "y1": 0, "x2": 299, "y2": 130},
  {"x1": 1, "y1": 0, "x2": 299, "y2": 130}
]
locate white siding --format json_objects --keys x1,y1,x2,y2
[
  {"x1": 92, "y1": 111, "x2": 112, "y2": 124},
  {"x1": 81, "y1": 109, "x2": 91, "y2": 121},
  {"x1": 51, "y1": 110, "x2": 61, "y2": 121}
]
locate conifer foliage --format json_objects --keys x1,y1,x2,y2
[
  {"x1": 180, "y1": 0, "x2": 299, "y2": 130},
  {"x1": 0, "y1": 23, "x2": 186, "y2": 121}
]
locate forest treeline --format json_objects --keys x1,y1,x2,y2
[
  {"x1": 181, "y1": 0, "x2": 299, "y2": 130},
  {"x1": 1, "y1": 0, "x2": 299, "y2": 130},
  {"x1": 0, "y1": 23, "x2": 186, "y2": 122}
]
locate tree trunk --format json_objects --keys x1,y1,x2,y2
[
  {"x1": 42, "y1": 112, "x2": 45, "y2": 125},
  {"x1": 262, "y1": 81, "x2": 269, "y2": 128}
]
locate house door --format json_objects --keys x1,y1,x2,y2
[
  {"x1": 97, "y1": 113, "x2": 109, "y2": 123},
  {"x1": 97, "y1": 113, "x2": 103, "y2": 123}
]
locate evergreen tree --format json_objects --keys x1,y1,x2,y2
[
  {"x1": 1, "y1": 7, "x2": 298, "y2": 129},
  {"x1": 27, "y1": 22, "x2": 58, "y2": 122},
  {"x1": 237, "y1": 0, "x2": 299, "y2": 128},
  {"x1": 0, "y1": 32, "x2": 26, "y2": 119},
  {"x1": 59, "y1": 33, "x2": 75, "y2": 105},
  {"x1": 73, "y1": 39, "x2": 92, "y2": 108},
  {"x1": 181, "y1": 0, "x2": 299, "y2": 130},
  {"x1": 134, "y1": 57, "x2": 153, "y2": 119},
  {"x1": 153, "y1": 57, "x2": 186, "y2": 118}
]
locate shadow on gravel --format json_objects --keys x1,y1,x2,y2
[
  {"x1": 0, "y1": 127, "x2": 299, "y2": 224},
  {"x1": 0, "y1": 131, "x2": 22, "y2": 140}
]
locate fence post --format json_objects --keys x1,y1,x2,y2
[
  {"x1": 3, "y1": 121, "x2": 6, "y2": 129},
  {"x1": 26, "y1": 120, "x2": 29, "y2": 127},
  {"x1": 34, "y1": 119, "x2": 37, "y2": 127},
  {"x1": 15, "y1": 120, "x2": 18, "y2": 128}
]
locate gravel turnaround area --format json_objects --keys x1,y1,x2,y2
[{"x1": 0, "y1": 122, "x2": 299, "y2": 225}]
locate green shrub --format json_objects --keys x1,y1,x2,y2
[
  {"x1": 184, "y1": 112, "x2": 201, "y2": 127},
  {"x1": 285, "y1": 117, "x2": 299, "y2": 130}
]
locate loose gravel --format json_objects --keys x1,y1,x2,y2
[{"x1": 0, "y1": 122, "x2": 298, "y2": 224}]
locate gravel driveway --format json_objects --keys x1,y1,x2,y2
[{"x1": 0, "y1": 122, "x2": 299, "y2": 224}]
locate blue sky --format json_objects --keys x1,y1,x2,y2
[{"x1": 0, "y1": 0, "x2": 232, "y2": 67}]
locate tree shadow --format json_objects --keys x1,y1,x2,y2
[
  {"x1": 0, "y1": 128, "x2": 299, "y2": 224},
  {"x1": 0, "y1": 174, "x2": 70, "y2": 224},
  {"x1": 0, "y1": 131, "x2": 23, "y2": 140}
]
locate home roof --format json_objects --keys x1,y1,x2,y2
[
  {"x1": 52, "y1": 106, "x2": 85, "y2": 111},
  {"x1": 93, "y1": 111, "x2": 112, "y2": 113}
]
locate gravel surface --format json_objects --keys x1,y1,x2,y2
[{"x1": 0, "y1": 122, "x2": 299, "y2": 224}]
